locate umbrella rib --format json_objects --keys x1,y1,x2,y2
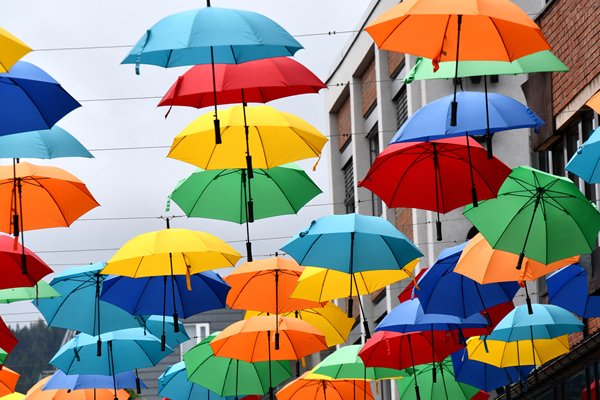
[
  {"x1": 388, "y1": 147, "x2": 432, "y2": 207},
  {"x1": 129, "y1": 276, "x2": 155, "y2": 315},
  {"x1": 487, "y1": 195, "x2": 538, "y2": 246},
  {"x1": 289, "y1": 126, "x2": 323, "y2": 157},
  {"x1": 488, "y1": 18, "x2": 513, "y2": 61},
  {"x1": 253, "y1": 126, "x2": 270, "y2": 168},
  {"x1": 186, "y1": 169, "x2": 234, "y2": 216},
  {"x1": 261, "y1": 169, "x2": 301, "y2": 213},
  {"x1": 203, "y1": 127, "x2": 230, "y2": 169}
]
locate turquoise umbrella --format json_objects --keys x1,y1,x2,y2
[
  {"x1": 158, "y1": 362, "x2": 235, "y2": 400},
  {"x1": 0, "y1": 126, "x2": 92, "y2": 159},
  {"x1": 565, "y1": 126, "x2": 600, "y2": 183}
]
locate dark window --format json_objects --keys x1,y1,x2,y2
[
  {"x1": 367, "y1": 127, "x2": 383, "y2": 216},
  {"x1": 394, "y1": 86, "x2": 408, "y2": 130},
  {"x1": 342, "y1": 160, "x2": 355, "y2": 213}
]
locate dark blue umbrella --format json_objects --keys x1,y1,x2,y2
[
  {"x1": 416, "y1": 243, "x2": 519, "y2": 321},
  {"x1": 451, "y1": 349, "x2": 533, "y2": 392},
  {"x1": 0, "y1": 126, "x2": 92, "y2": 159},
  {"x1": 43, "y1": 369, "x2": 147, "y2": 391},
  {"x1": 546, "y1": 264, "x2": 600, "y2": 318},
  {"x1": 0, "y1": 61, "x2": 80, "y2": 136}
]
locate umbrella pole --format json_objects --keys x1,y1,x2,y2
[
  {"x1": 450, "y1": 15, "x2": 463, "y2": 127},
  {"x1": 474, "y1": 285, "x2": 493, "y2": 326},
  {"x1": 267, "y1": 331, "x2": 274, "y2": 400},
  {"x1": 323, "y1": 381, "x2": 327, "y2": 400},
  {"x1": 432, "y1": 143, "x2": 442, "y2": 241},
  {"x1": 524, "y1": 282, "x2": 534, "y2": 315},
  {"x1": 516, "y1": 190, "x2": 542, "y2": 276},
  {"x1": 439, "y1": 362, "x2": 449, "y2": 400},
  {"x1": 431, "y1": 329, "x2": 436, "y2": 383},
  {"x1": 169, "y1": 255, "x2": 179, "y2": 332},
  {"x1": 464, "y1": 133, "x2": 478, "y2": 207},
  {"x1": 11, "y1": 159, "x2": 19, "y2": 241},
  {"x1": 210, "y1": 46, "x2": 221, "y2": 144},
  {"x1": 241, "y1": 169, "x2": 253, "y2": 261},
  {"x1": 294, "y1": 311, "x2": 300, "y2": 377},
  {"x1": 241, "y1": 90, "x2": 253, "y2": 180},
  {"x1": 347, "y1": 232, "x2": 355, "y2": 318},
  {"x1": 161, "y1": 276, "x2": 167, "y2": 351},
  {"x1": 235, "y1": 359, "x2": 239, "y2": 400},
  {"x1": 530, "y1": 326, "x2": 539, "y2": 383},
  {"x1": 407, "y1": 335, "x2": 421, "y2": 400},
  {"x1": 135, "y1": 368, "x2": 141, "y2": 394},
  {"x1": 484, "y1": 76, "x2": 493, "y2": 159},
  {"x1": 353, "y1": 274, "x2": 371, "y2": 338},
  {"x1": 275, "y1": 270, "x2": 280, "y2": 350},
  {"x1": 363, "y1": 364, "x2": 367, "y2": 400},
  {"x1": 108, "y1": 341, "x2": 118, "y2": 400},
  {"x1": 95, "y1": 274, "x2": 102, "y2": 357}
]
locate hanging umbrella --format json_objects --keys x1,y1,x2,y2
[
  {"x1": 1, "y1": 393, "x2": 24, "y2": 400},
  {"x1": 586, "y1": 91, "x2": 600, "y2": 113},
  {"x1": 415, "y1": 242, "x2": 519, "y2": 322},
  {"x1": 464, "y1": 166, "x2": 600, "y2": 312},
  {"x1": 358, "y1": 136, "x2": 511, "y2": 239},
  {"x1": 158, "y1": 362, "x2": 235, "y2": 400},
  {"x1": 139, "y1": 315, "x2": 190, "y2": 349},
  {"x1": 0, "y1": 368, "x2": 19, "y2": 397},
  {"x1": 26, "y1": 377, "x2": 130, "y2": 400},
  {"x1": 454, "y1": 233, "x2": 579, "y2": 284},
  {"x1": 43, "y1": 370, "x2": 145, "y2": 391},
  {"x1": 0, "y1": 28, "x2": 30, "y2": 72},
  {"x1": 0, "y1": 317, "x2": 18, "y2": 354},
  {"x1": 0, "y1": 235, "x2": 52, "y2": 289},
  {"x1": 313, "y1": 345, "x2": 404, "y2": 381},
  {"x1": 170, "y1": 164, "x2": 321, "y2": 261},
  {"x1": 546, "y1": 263, "x2": 600, "y2": 318},
  {"x1": 184, "y1": 332, "x2": 293, "y2": 399},
  {"x1": 276, "y1": 371, "x2": 374, "y2": 400},
  {"x1": 450, "y1": 349, "x2": 533, "y2": 392},
  {"x1": 0, "y1": 280, "x2": 59, "y2": 304},
  {"x1": 281, "y1": 213, "x2": 422, "y2": 335},
  {"x1": 565, "y1": 126, "x2": 600, "y2": 183},
  {"x1": 0, "y1": 126, "x2": 92, "y2": 159},
  {"x1": 395, "y1": 358, "x2": 481, "y2": 400}
]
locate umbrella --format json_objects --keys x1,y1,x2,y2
[
  {"x1": 0, "y1": 368, "x2": 19, "y2": 397},
  {"x1": 0, "y1": 126, "x2": 92, "y2": 159},
  {"x1": 0, "y1": 61, "x2": 80, "y2": 136},
  {"x1": 210, "y1": 316, "x2": 327, "y2": 399},
  {"x1": 276, "y1": 372, "x2": 374, "y2": 400},
  {"x1": 454, "y1": 233, "x2": 579, "y2": 284},
  {"x1": 586, "y1": 91, "x2": 600, "y2": 113},
  {"x1": 122, "y1": 5, "x2": 302, "y2": 142},
  {"x1": 365, "y1": 0, "x2": 549, "y2": 127},
  {"x1": 281, "y1": 213, "x2": 422, "y2": 333},
  {"x1": 0, "y1": 317, "x2": 19, "y2": 353},
  {"x1": 43, "y1": 370, "x2": 146, "y2": 391},
  {"x1": 184, "y1": 332, "x2": 293, "y2": 399},
  {"x1": 395, "y1": 358, "x2": 481, "y2": 400},
  {"x1": 26, "y1": 377, "x2": 130, "y2": 400},
  {"x1": 312, "y1": 345, "x2": 404, "y2": 381},
  {"x1": 0, "y1": 235, "x2": 53, "y2": 289},
  {"x1": 139, "y1": 315, "x2": 190, "y2": 349},
  {"x1": 170, "y1": 164, "x2": 321, "y2": 261},
  {"x1": 466, "y1": 335, "x2": 570, "y2": 367},
  {"x1": 1, "y1": 393, "x2": 24, "y2": 400},
  {"x1": 158, "y1": 362, "x2": 234, "y2": 400},
  {"x1": 450, "y1": 349, "x2": 533, "y2": 392},
  {"x1": 464, "y1": 166, "x2": 600, "y2": 312},
  {"x1": 291, "y1": 265, "x2": 417, "y2": 303},
  {"x1": 547, "y1": 263, "x2": 600, "y2": 318},
  {"x1": 0, "y1": 280, "x2": 59, "y2": 303},
  {"x1": 415, "y1": 242, "x2": 519, "y2": 321},
  {"x1": 565, "y1": 126, "x2": 600, "y2": 183},
  {"x1": 0, "y1": 28, "x2": 30, "y2": 72},
  {"x1": 358, "y1": 136, "x2": 511, "y2": 239}
]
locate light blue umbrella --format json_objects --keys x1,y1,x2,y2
[
  {"x1": 158, "y1": 362, "x2": 235, "y2": 400},
  {"x1": 565, "y1": 126, "x2": 600, "y2": 183},
  {"x1": 140, "y1": 315, "x2": 190, "y2": 349},
  {"x1": 0, "y1": 126, "x2": 92, "y2": 159},
  {"x1": 43, "y1": 369, "x2": 147, "y2": 391}
]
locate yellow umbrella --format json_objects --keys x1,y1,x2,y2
[
  {"x1": 168, "y1": 104, "x2": 328, "y2": 170},
  {"x1": 587, "y1": 91, "x2": 600, "y2": 114},
  {"x1": 245, "y1": 302, "x2": 354, "y2": 347},
  {"x1": 291, "y1": 260, "x2": 418, "y2": 302},
  {"x1": 1, "y1": 393, "x2": 25, "y2": 400},
  {"x1": 0, "y1": 28, "x2": 30, "y2": 72},
  {"x1": 466, "y1": 335, "x2": 570, "y2": 367}
]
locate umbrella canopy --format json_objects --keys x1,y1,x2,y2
[
  {"x1": 0, "y1": 317, "x2": 19, "y2": 353},
  {"x1": 0, "y1": 28, "x2": 30, "y2": 72},
  {"x1": 276, "y1": 372, "x2": 374, "y2": 400},
  {"x1": 122, "y1": 6, "x2": 302, "y2": 70},
  {"x1": 0, "y1": 368, "x2": 19, "y2": 397},
  {"x1": 395, "y1": 358, "x2": 481, "y2": 400},
  {"x1": 1, "y1": 393, "x2": 24, "y2": 400},
  {"x1": 50, "y1": 328, "x2": 172, "y2": 375},
  {"x1": 140, "y1": 315, "x2": 190, "y2": 349},
  {"x1": 450, "y1": 350, "x2": 533, "y2": 392},
  {"x1": 158, "y1": 362, "x2": 234, "y2": 400},
  {"x1": 42, "y1": 370, "x2": 146, "y2": 391},
  {"x1": 547, "y1": 264, "x2": 600, "y2": 318},
  {"x1": 454, "y1": 233, "x2": 579, "y2": 284},
  {"x1": 26, "y1": 378, "x2": 130, "y2": 400},
  {"x1": 171, "y1": 164, "x2": 322, "y2": 224},
  {"x1": 168, "y1": 105, "x2": 327, "y2": 170},
  {"x1": 390, "y1": 92, "x2": 544, "y2": 143},
  {"x1": 101, "y1": 228, "x2": 241, "y2": 277},
  {"x1": 0, "y1": 126, "x2": 92, "y2": 159},
  {"x1": 159, "y1": 57, "x2": 325, "y2": 108},
  {"x1": 313, "y1": 345, "x2": 404, "y2": 381},
  {"x1": 565, "y1": 126, "x2": 600, "y2": 183},
  {"x1": 0, "y1": 61, "x2": 80, "y2": 136},
  {"x1": 184, "y1": 333, "x2": 293, "y2": 398},
  {"x1": 403, "y1": 50, "x2": 568, "y2": 83},
  {"x1": 586, "y1": 91, "x2": 600, "y2": 114},
  {"x1": 415, "y1": 242, "x2": 519, "y2": 320},
  {"x1": 0, "y1": 280, "x2": 59, "y2": 303},
  {"x1": 466, "y1": 335, "x2": 570, "y2": 367},
  {"x1": 0, "y1": 235, "x2": 53, "y2": 290}
]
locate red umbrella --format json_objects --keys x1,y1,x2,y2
[
  {"x1": 0, "y1": 317, "x2": 18, "y2": 353},
  {"x1": 461, "y1": 301, "x2": 514, "y2": 338},
  {"x1": 358, "y1": 136, "x2": 510, "y2": 240},
  {"x1": 0, "y1": 235, "x2": 52, "y2": 290}
]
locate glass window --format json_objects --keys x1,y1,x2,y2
[
  {"x1": 367, "y1": 127, "x2": 383, "y2": 217},
  {"x1": 394, "y1": 86, "x2": 408, "y2": 130},
  {"x1": 342, "y1": 160, "x2": 355, "y2": 213},
  {"x1": 180, "y1": 322, "x2": 210, "y2": 360}
]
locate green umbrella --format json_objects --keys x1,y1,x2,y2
[
  {"x1": 396, "y1": 358, "x2": 480, "y2": 400},
  {"x1": 1, "y1": 280, "x2": 60, "y2": 304},
  {"x1": 183, "y1": 332, "x2": 293, "y2": 399},
  {"x1": 0, "y1": 347, "x2": 7, "y2": 364},
  {"x1": 170, "y1": 163, "x2": 321, "y2": 261},
  {"x1": 464, "y1": 166, "x2": 600, "y2": 312},
  {"x1": 403, "y1": 50, "x2": 568, "y2": 84}
]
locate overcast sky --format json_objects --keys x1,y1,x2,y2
[{"x1": 0, "y1": 0, "x2": 371, "y2": 325}]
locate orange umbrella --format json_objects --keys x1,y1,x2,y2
[
  {"x1": 25, "y1": 377, "x2": 130, "y2": 400},
  {"x1": 276, "y1": 372, "x2": 374, "y2": 400},
  {"x1": 587, "y1": 91, "x2": 600, "y2": 114},
  {"x1": 0, "y1": 367, "x2": 19, "y2": 397}
]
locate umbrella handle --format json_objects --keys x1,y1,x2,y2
[
  {"x1": 97, "y1": 339, "x2": 102, "y2": 357},
  {"x1": 451, "y1": 101, "x2": 458, "y2": 126},
  {"x1": 214, "y1": 119, "x2": 222, "y2": 144},
  {"x1": 436, "y1": 220, "x2": 442, "y2": 242},
  {"x1": 414, "y1": 384, "x2": 421, "y2": 400},
  {"x1": 247, "y1": 200, "x2": 254, "y2": 223},
  {"x1": 486, "y1": 134, "x2": 493, "y2": 159},
  {"x1": 246, "y1": 241, "x2": 253, "y2": 262},
  {"x1": 516, "y1": 252, "x2": 525, "y2": 270},
  {"x1": 295, "y1": 360, "x2": 300, "y2": 377},
  {"x1": 432, "y1": 364, "x2": 437, "y2": 383},
  {"x1": 362, "y1": 320, "x2": 371, "y2": 339},
  {"x1": 347, "y1": 297, "x2": 353, "y2": 318},
  {"x1": 136, "y1": 377, "x2": 141, "y2": 394},
  {"x1": 12, "y1": 214, "x2": 19, "y2": 238},
  {"x1": 173, "y1": 312, "x2": 179, "y2": 332},
  {"x1": 161, "y1": 334, "x2": 166, "y2": 352},
  {"x1": 246, "y1": 155, "x2": 253, "y2": 179},
  {"x1": 274, "y1": 331, "x2": 280, "y2": 350},
  {"x1": 526, "y1": 296, "x2": 534, "y2": 315},
  {"x1": 269, "y1": 386, "x2": 274, "y2": 400}
]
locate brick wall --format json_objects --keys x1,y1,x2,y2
[
  {"x1": 361, "y1": 58, "x2": 377, "y2": 117},
  {"x1": 539, "y1": 0, "x2": 600, "y2": 115},
  {"x1": 387, "y1": 51, "x2": 405, "y2": 78},
  {"x1": 337, "y1": 96, "x2": 351, "y2": 150},
  {"x1": 395, "y1": 208, "x2": 413, "y2": 242},
  {"x1": 568, "y1": 317, "x2": 600, "y2": 348}
]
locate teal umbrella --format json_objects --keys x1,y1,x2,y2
[
  {"x1": 0, "y1": 126, "x2": 92, "y2": 159},
  {"x1": 159, "y1": 362, "x2": 235, "y2": 400}
]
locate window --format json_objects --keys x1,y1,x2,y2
[
  {"x1": 342, "y1": 160, "x2": 355, "y2": 213},
  {"x1": 180, "y1": 322, "x2": 210, "y2": 360},
  {"x1": 394, "y1": 86, "x2": 408, "y2": 129},
  {"x1": 367, "y1": 127, "x2": 383, "y2": 217}
]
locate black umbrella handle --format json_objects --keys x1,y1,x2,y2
[
  {"x1": 247, "y1": 200, "x2": 254, "y2": 223},
  {"x1": 214, "y1": 119, "x2": 222, "y2": 144},
  {"x1": 97, "y1": 339, "x2": 102, "y2": 357},
  {"x1": 269, "y1": 386, "x2": 274, "y2": 400},
  {"x1": 136, "y1": 378, "x2": 141, "y2": 394},
  {"x1": 414, "y1": 384, "x2": 421, "y2": 400},
  {"x1": 161, "y1": 334, "x2": 166, "y2": 352},
  {"x1": 173, "y1": 312, "x2": 179, "y2": 332},
  {"x1": 347, "y1": 297, "x2": 353, "y2": 318},
  {"x1": 12, "y1": 214, "x2": 19, "y2": 238},
  {"x1": 436, "y1": 220, "x2": 442, "y2": 242}
]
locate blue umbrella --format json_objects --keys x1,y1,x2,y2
[
  {"x1": 281, "y1": 213, "x2": 422, "y2": 335},
  {"x1": 0, "y1": 126, "x2": 92, "y2": 159},
  {"x1": 565, "y1": 127, "x2": 600, "y2": 183},
  {"x1": 158, "y1": 362, "x2": 235, "y2": 400},
  {"x1": 0, "y1": 61, "x2": 80, "y2": 136},
  {"x1": 43, "y1": 369, "x2": 147, "y2": 391},
  {"x1": 34, "y1": 264, "x2": 144, "y2": 355},
  {"x1": 547, "y1": 263, "x2": 600, "y2": 318},
  {"x1": 450, "y1": 349, "x2": 533, "y2": 392},
  {"x1": 416, "y1": 243, "x2": 519, "y2": 321},
  {"x1": 140, "y1": 315, "x2": 190, "y2": 349}
]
